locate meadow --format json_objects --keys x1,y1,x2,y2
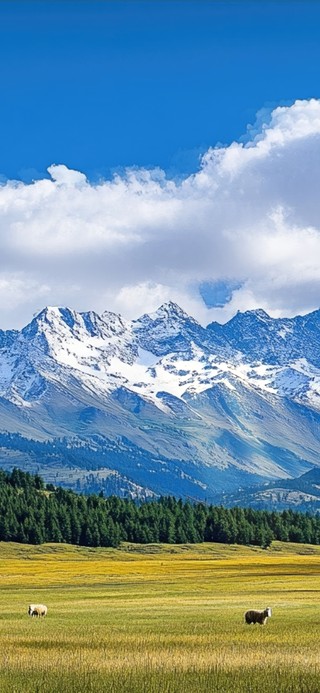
[{"x1": 0, "y1": 541, "x2": 320, "y2": 692}]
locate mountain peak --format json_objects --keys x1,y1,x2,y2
[
  {"x1": 132, "y1": 302, "x2": 206, "y2": 357},
  {"x1": 246, "y1": 308, "x2": 270, "y2": 320},
  {"x1": 29, "y1": 306, "x2": 79, "y2": 328},
  {"x1": 33, "y1": 306, "x2": 61, "y2": 321},
  {"x1": 134, "y1": 301, "x2": 194, "y2": 330},
  {"x1": 23, "y1": 305, "x2": 132, "y2": 345},
  {"x1": 21, "y1": 306, "x2": 68, "y2": 339},
  {"x1": 233, "y1": 308, "x2": 271, "y2": 322},
  {"x1": 150, "y1": 301, "x2": 191, "y2": 321}
]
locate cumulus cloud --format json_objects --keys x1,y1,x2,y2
[{"x1": 1, "y1": 98, "x2": 320, "y2": 329}]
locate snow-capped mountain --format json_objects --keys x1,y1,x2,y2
[{"x1": 1, "y1": 301, "x2": 320, "y2": 504}]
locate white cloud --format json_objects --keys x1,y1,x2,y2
[
  {"x1": 47, "y1": 164, "x2": 87, "y2": 188},
  {"x1": 1, "y1": 98, "x2": 320, "y2": 329}
]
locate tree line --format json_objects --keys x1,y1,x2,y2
[{"x1": 0, "y1": 468, "x2": 320, "y2": 548}]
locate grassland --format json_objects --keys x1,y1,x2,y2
[{"x1": 0, "y1": 540, "x2": 320, "y2": 692}]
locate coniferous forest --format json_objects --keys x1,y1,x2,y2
[{"x1": 0, "y1": 468, "x2": 320, "y2": 548}]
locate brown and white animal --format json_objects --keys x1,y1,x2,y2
[
  {"x1": 244, "y1": 607, "x2": 271, "y2": 625},
  {"x1": 28, "y1": 604, "x2": 48, "y2": 618}
]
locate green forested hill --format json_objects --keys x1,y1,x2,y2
[{"x1": 1, "y1": 468, "x2": 320, "y2": 548}]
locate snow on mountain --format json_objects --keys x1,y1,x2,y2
[
  {"x1": 1, "y1": 301, "x2": 320, "y2": 500},
  {"x1": 22, "y1": 306, "x2": 137, "y2": 367},
  {"x1": 207, "y1": 308, "x2": 320, "y2": 368},
  {"x1": 0, "y1": 306, "x2": 138, "y2": 405},
  {"x1": 132, "y1": 301, "x2": 209, "y2": 357}
]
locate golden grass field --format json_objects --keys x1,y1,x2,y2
[{"x1": 0, "y1": 540, "x2": 320, "y2": 692}]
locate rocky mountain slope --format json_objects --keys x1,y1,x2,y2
[{"x1": 1, "y1": 302, "x2": 320, "y2": 505}]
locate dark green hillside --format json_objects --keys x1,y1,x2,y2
[{"x1": 1, "y1": 468, "x2": 320, "y2": 549}]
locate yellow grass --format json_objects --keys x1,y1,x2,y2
[{"x1": 0, "y1": 540, "x2": 320, "y2": 691}]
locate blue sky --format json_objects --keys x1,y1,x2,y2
[
  {"x1": 1, "y1": 1, "x2": 320, "y2": 181},
  {"x1": 1, "y1": 1, "x2": 320, "y2": 328}
]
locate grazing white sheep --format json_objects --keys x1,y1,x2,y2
[
  {"x1": 28, "y1": 603, "x2": 48, "y2": 618},
  {"x1": 244, "y1": 607, "x2": 271, "y2": 625}
]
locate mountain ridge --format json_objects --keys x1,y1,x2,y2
[{"x1": 1, "y1": 301, "x2": 320, "y2": 506}]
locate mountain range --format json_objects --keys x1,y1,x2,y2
[{"x1": 1, "y1": 301, "x2": 320, "y2": 509}]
